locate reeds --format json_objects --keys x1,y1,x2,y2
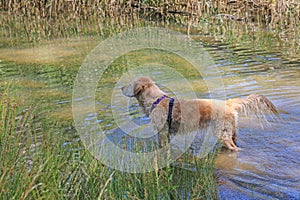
[
  {"x1": 0, "y1": 0, "x2": 140, "y2": 42},
  {"x1": 0, "y1": 86, "x2": 218, "y2": 199},
  {"x1": 214, "y1": 0, "x2": 300, "y2": 26},
  {"x1": 0, "y1": 0, "x2": 299, "y2": 42}
]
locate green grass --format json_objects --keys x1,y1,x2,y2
[{"x1": 0, "y1": 80, "x2": 218, "y2": 199}]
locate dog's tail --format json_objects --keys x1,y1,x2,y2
[{"x1": 227, "y1": 94, "x2": 280, "y2": 126}]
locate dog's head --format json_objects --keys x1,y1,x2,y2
[{"x1": 121, "y1": 76, "x2": 155, "y2": 97}]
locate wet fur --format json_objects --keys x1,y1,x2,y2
[{"x1": 122, "y1": 76, "x2": 279, "y2": 151}]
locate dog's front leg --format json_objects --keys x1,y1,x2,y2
[
  {"x1": 158, "y1": 129, "x2": 169, "y2": 148},
  {"x1": 150, "y1": 110, "x2": 169, "y2": 148},
  {"x1": 157, "y1": 128, "x2": 173, "y2": 167}
]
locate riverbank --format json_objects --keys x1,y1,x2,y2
[{"x1": 1, "y1": 0, "x2": 299, "y2": 44}]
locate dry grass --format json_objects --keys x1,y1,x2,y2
[
  {"x1": 214, "y1": 0, "x2": 300, "y2": 26},
  {"x1": 0, "y1": 0, "x2": 299, "y2": 42}
]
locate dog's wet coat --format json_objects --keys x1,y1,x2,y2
[{"x1": 122, "y1": 76, "x2": 279, "y2": 151}]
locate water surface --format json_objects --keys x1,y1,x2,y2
[{"x1": 0, "y1": 27, "x2": 299, "y2": 199}]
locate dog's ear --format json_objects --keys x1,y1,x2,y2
[
  {"x1": 133, "y1": 83, "x2": 143, "y2": 96},
  {"x1": 133, "y1": 77, "x2": 153, "y2": 96}
]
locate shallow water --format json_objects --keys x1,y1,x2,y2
[
  {"x1": 201, "y1": 36, "x2": 300, "y2": 199},
  {"x1": 214, "y1": 70, "x2": 299, "y2": 198},
  {"x1": 1, "y1": 27, "x2": 300, "y2": 199}
]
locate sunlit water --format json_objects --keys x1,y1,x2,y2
[
  {"x1": 0, "y1": 29, "x2": 299, "y2": 199},
  {"x1": 204, "y1": 39, "x2": 300, "y2": 199}
]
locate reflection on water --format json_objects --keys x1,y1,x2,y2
[{"x1": 0, "y1": 28, "x2": 300, "y2": 199}]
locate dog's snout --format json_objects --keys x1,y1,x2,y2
[
  {"x1": 121, "y1": 85, "x2": 134, "y2": 97},
  {"x1": 121, "y1": 86, "x2": 126, "y2": 94}
]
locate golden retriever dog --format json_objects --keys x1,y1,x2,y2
[{"x1": 121, "y1": 76, "x2": 279, "y2": 151}]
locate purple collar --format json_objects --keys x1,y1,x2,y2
[{"x1": 150, "y1": 95, "x2": 167, "y2": 112}]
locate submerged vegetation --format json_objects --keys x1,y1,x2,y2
[{"x1": 0, "y1": 51, "x2": 217, "y2": 198}]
